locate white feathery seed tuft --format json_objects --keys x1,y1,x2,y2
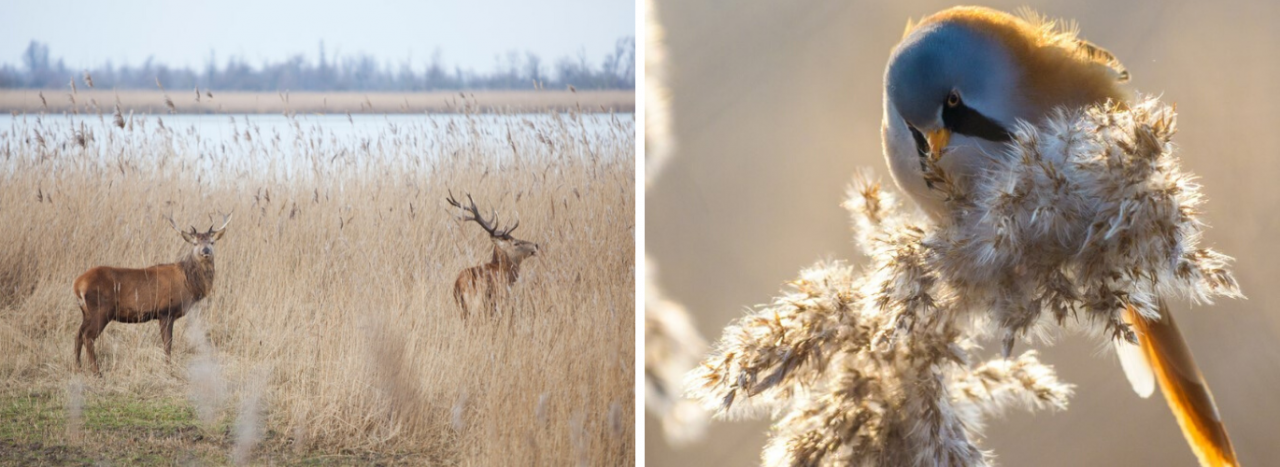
[{"x1": 690, "y1": 96, "x2": 1240, "y2": 466}]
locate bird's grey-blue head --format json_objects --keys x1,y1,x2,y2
[
  {"x1": 886, "y1": 20, "x2": 1022, "y2": 145},
  {"x1": 880, "y1": 7, "x2": 1131, "y2": 220}
]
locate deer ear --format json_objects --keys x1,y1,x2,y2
[
  {"x1": 180, "y1": 230, "x2": 198, "y2": 245},
  {"x1": 211, "y1": 228, "x2": 227, "y2": 241}
]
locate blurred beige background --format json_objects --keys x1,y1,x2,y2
[{"x1": 646, "y1": 0, "x2": 1280, "y2": 466}]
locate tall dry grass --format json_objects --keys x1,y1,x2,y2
[{"x1": 0, "y1": 104, "x2": 634, "y2": 464}]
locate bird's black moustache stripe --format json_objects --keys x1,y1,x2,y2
[
  {"x1": 908, "y1": 125, "x2": 930, "y2": 159},
  {"x1": 942, "y1": 103, "x2": 1012, "y2": 142},
  {"x1": 907, "y1": 125, "x2": 935, "y2": 189},
  {"x1": 906, "y1": 103, "x2": 1010, "y2": 190}
]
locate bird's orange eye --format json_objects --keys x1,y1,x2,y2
[{"x1": 946, "y1": 91, "x2": 961, "y2": 108}]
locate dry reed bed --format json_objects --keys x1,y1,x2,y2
[
  {"x1": 0, "y1": 89, "x2": 636, "y2": 115},
  {"x1": 0, "y1": 107, "x2": 635, "y2": 465}
]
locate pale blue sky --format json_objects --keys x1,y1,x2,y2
[{"x1": 0, "y1": 0, "x2": 634, "y2": 73}]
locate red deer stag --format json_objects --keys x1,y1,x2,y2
[
  {"x1": 446, "y1": 192, "x2": 539, "y2": 323},
  {"x1": 72, "y1": 213, "x2": 231, "y2": 375}
]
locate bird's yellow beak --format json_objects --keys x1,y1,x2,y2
[{"x1": 926, "y1": 128, "x2": 951, "y2": 159}]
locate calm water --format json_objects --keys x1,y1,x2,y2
[
  {"x1": 0, "y1": 112, "x2": 633, "y2": 175},
  {"x1": 0, "y1": 112, "x2": 631, "y2": 144}
]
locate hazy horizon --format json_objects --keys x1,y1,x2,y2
[{"x1": 0, "y1": 0, "x2": 634, "y2": 75}]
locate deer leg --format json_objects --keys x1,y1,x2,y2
[
  {"x1": 488, "y1": 293, "x2": 503, "y2": 338},
  {"x1": 75, "y1": 300, "x2": 92, "y2": 371},
  {"x1": 75, "y1": 320, "x2": 89, "y2": 370},
  {"x1": 84, "y1": 315, "x2": 109, "y2": 377},
  {"x1": 159, "y1": 316, "x2": 175, "y2": 360},
  {"x1": 486, "y1": 287, "x2": 498, "y2": 321},
  {"x1": 460, "y1": 297, "x2": 470, "y2": 324},
  {"x1": 84, "y1": 337, "x2": 99, "y2": 377},
  {"x1": 454, "y1": 279, "x2": 470, "y2": 324}
]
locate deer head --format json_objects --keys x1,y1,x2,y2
[
  {"x1": 165, "y1": 212, "x2": 232, "y2": 259},
  {"x1": 446, "y1": 192, "x2": 539, "y2": 261}
]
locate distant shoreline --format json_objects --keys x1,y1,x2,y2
[{"x1": 0, "y1": 89, "x2": 634, "y2": 115}]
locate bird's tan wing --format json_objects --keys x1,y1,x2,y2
[
  {"x1": 1010, "y1": 7, "x2": 1131, "y2": 83},
  {"x1": 1073, "y1": 38, "x2": 1130, "y2": 83},
  {"x1": 1115, "y1": 321, "x2": 1155, "y2": 397},
  {"x1": 1126, "y1": 301, "x2": 1238, "y2": 467}
]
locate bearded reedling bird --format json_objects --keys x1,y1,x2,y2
[{"x1": 881, "y1": 6, "x2": 1238, "y2": 467}]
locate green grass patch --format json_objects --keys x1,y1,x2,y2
[
  {"x1": 0, "y1": 391, "x2": 440, "y2": 465},
  {"x1": 0, "y1": 391, "x2": 67, "y2": 441},
  {"x1": 0, "y1": 390, "x2": 208, "y2": 440},
  {"x1": 0, "y1": 391, "x2": 214, "y2": 466},
  {"x1": 84, "y1": 397, "x2": 200, "y2": 433}
]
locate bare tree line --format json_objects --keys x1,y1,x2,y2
[{"x1": 0, "y1": 37, "x2": 634, "y2": 91}]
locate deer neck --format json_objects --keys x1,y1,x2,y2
[
  {"x1": 179, "y1": 254, "x2": 216, "y2": 300},
  {"x1": 489, "y1": 244, "x2": 520, "y2": 283}
]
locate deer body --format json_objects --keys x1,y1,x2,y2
[
  {"x1": 73, "y1": 214, "x2": 229, "y2": 375},
  {"x1": 453, "y1": 241, "x2": 535, "y2": 320},
  {"x1": 447, "y1": 193, "x2": 538, "y2": 323}
]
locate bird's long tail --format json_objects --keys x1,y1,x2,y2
[{"x1": 1122, "y1": 301, "x2": 1238, "y2": 467}]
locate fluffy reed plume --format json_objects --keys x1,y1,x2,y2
[
  {"x1": 608, "y1": 400, "x2": 625, "y2": 438},
  {"x1": 642, "y1": 0, "x2": 711, "y2": 445},
  {"x1": 66, "y1": 376, "x2": 85, "y2": 442},
  {"x1": 83, "y1": 71, "x2": 94, "y2": 88},
  {"x1": 644, "y1": 0, "x2": 675, "y2": 183},
  {"x1": 232, "y1": 367, "x2": 270, "y2": 465},
  {"x1": 689, "y1": 96, "x2": 1239, "y2": 466},
  {"x1": 536, "y1": 392, "x2": 551, "y2": 427},
  {"x1": 569, "y1": 410, "x2": 589, "y2": 467},
  {"x1": 360, "y1": 314, "x2": 434, "y2": 440},
  {"x1": 184, "y1": 310, "x2": 226, "y2": 427},
  {"x1": 645, "y1": 259, "x2": 709, "y2": 444},
  {"x1": 451, "y1": 391, "x2": 469, "y2": 432}
]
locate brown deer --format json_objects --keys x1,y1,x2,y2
[
  {"x1": 446, "y1": 192, "x2": 539, "y2": 323},
  {"x1": 72, "y1": 213, "x2": 231, "y2": 375}
]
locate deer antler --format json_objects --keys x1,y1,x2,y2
[
  {"x1": 161, "y1": 213, "x2": 197, "y2": 234},
  {"x1": 446, "y1": 191, "x2": 511, "y2": 238},
  {"x1": 163, "y1": 213, "x2": 182, "y2": 233},
  {"x1": 209, "y1": 211, "x2": 233, "y2": 234},
  {"x1": 163, "y1": 213, "x2": 200, "y2": 244},
  {"x1": 497, "y1": 218, "x2": 519, "y2": 237}
]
